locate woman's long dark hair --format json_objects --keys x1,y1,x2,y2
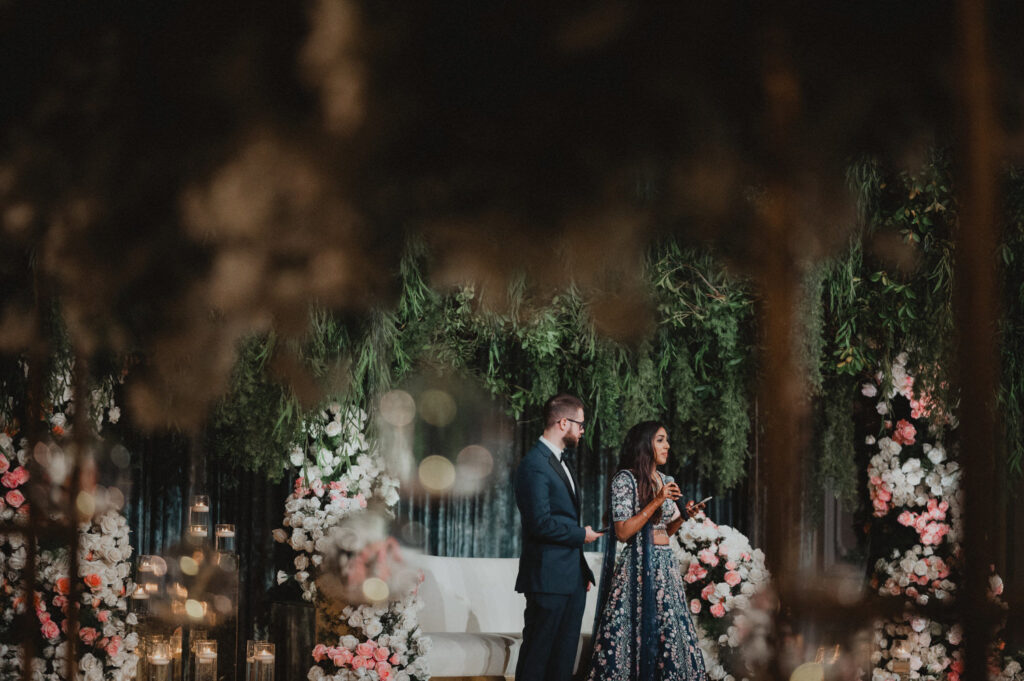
[{"x1": 617, "y1": 420, "x2": 667, "y2": 524}]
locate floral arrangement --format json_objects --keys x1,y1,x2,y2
[
  {"x1": 0, "y1": 362, "x2": 135, "y2": 681},
  {"x1": 273, "y1": 403, "x2": 428, "y2": 681},
  {"x1": 863, "y1": 353, "x2": 1021, "y2": 681},
  {"x1": 673, "y1": 511, "x2": 771, "y2": 681},
  {"x1": 307, "y1": 589, "x2": 431, "y2": 681}
]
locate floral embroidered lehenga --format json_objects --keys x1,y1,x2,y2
[{"x1": 587, "y1": 470, "x2": 708, "y2": 681}]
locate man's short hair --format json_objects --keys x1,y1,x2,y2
[{"x1": 543, "y1": 393, "x2": 584, "y2": 428}]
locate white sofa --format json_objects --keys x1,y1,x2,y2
[{"x1": 407, "y1": 552, "x2": 606, "y2": 679}]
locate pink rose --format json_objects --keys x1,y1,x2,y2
[
  {"x1": 892, "y1": 419, "x2": 916, "y2": 446},
  {"x1": 0, "y1": 453, "x2": 9, "y2": 474},
  {"x1": 897, "y1": 511, "x2": 915, "y2": 527},
  {"x1": 5, "y1": 490, "x2": 25, "y2": 508},
  {"x1": 701, "y1": 583, "x2": 716, "y2": 601},
  {"x1": 698, "y1": 549, "x2": 719, "y2": 567},
  {"x1": 375, "y1": 661, "x2": 392, "y2": 675},
  {"x1": 390, "y1": 654, "x2": 400, "y2": 665},
  {"x1": 41, "y1": 619, "x2": 59, "y2": 640},
  {"x1": 725, "y1": 561, "x2": 737, "y2": 571},
  {"x1": 356, "y1": 642, "x2": 375, "y2": 658},
  {"x1": 374, "y1": 647, "x2": 390, "y2": 662},
  {"x1": 690, "y1": 599, "x2": 702, "y2": 614},
  {"x1": 709, "y1": 603, "x2": 726, "y2": 618},
  {"x1": 330, "y1": 648, "x2": 353, "y2": 666},
  {"x1": 80, "y1": 627, "x2": 99, "y2": 645},
  {"x1": 106, "y1": 636, "x2": 121, "y2": 656},
  {"x1": 351, "y1": 655, "x2": 370, "y2": 670},
  {"x1": 97, "y1": 610, "x2": 110, "y2": 623},
  {"x1": 312, "y1": 644, "x2": 328, "y2": 662},
  {"x1": 724, "y1": 571, "x2": 742, "y2": 587},
  {"x1": 684, "y1": 562, "x2": 707, "y2": 583}
]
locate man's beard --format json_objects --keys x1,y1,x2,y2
[{"x1": 562, "y1": 432, "x2": 580, "y2": 449}]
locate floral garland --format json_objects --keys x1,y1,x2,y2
[
  {"x1": 863, "y1": 354, "x2": 1022, "y2": 681},
  {"x1": 273, "y1": 404, "x2": 429, "y2": 681},
  {"x1": 673, "y1": 511, "x2": 771, "y2": 681},
  {"x1": 0, "y1": 363, "x2": 136, "y2": 681}
]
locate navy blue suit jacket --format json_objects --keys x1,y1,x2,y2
[{"x1": 514, "y1": 439, "x2": 596, "y2": 594}]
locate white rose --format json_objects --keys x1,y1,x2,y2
[
  {"x1": 861, "y1": 383, "x2": 878, "y2": 397},
  {"x1": 107, "y1": 406, "x2": 121, "y2": 424},
  {"x1": 325, "y1": 421, "x2": 342, "y2": 437},
  {"x1": 272, "y1": 529, "x2": 288, "y2": 543},
  {"x1": 876, "y1": 402, "x2": 888, "y2": 415},
  {"x1": 295, "y1": 555, "x2": 309, "y2": 570},
  {"x1": 277, "y1": 571, "x2": 289, "y2": 585},
  {"x1": 341, "y1": 635, "x2": 359, "y2": 649},
  {"x1": 365, "y1": 620, "x2": 383, "y2": 637}
]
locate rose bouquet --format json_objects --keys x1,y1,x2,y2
[
  {"x1": 673, "y1": 511, "x2": 771, "y2": 681},
  {"x1": 307, "y1": 588, "x2": 431, "y2": 681},
  {"x1": 863, "y1": 354, "x2": 1021, "y2": 681},
  {"x1": 273, "y1": 403, "x2": 428, "y2": 681}
]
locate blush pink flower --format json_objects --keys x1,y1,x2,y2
[
  {"x1": 710, "y1": 602, "x2": 726, "y2": 617},
  {"x1": 97, "y1": 610, "x2": 110, "y2": 623},
  {"x1": 312, "y1": 644, "x2": 328, "y2": 662},
  {"x1": 355, "y1": 642, "x2": 375, "y2": 658},
  {"x1": 724, "y1": 571, "x2": 742, "y2": 587},
  {"x1": 375, "y1": 661, "x2": 392, "y2": 676},
  {"x1": 106, "y1": 636, "x2": 121, "y2": 656},
  {"x1": 373, "y1": 647, "x2": 390, "y2": 662},
  {"x1": 892, "y1": 419, "x2": 916, "y2": 446},
  {"x1": 390, "y1": 654, "x2": 400, "y2": 665},
  {"x1": 684, "y1": 562, "x2": 707, "y2": 583},
  {"x1": 701, "y1": 583, "x2": 716, "y2": 601},
  {"x1": 690, "y1": 599, "x2": 702, "y2": 614},
  {"x1": 41, "y1": 619, "x2": 59, "y2": 640},
  {"x1": 5, "y1": 490, "x2": 25, "y2": 508},
  {"x1": 698, "y1": 549, "x2": 719, "y2": 567},
  {"x1": 80, "y1": 627, "x2": 99, "y2": 645},
  {"x1": 0, "y1": 454, "x2": 8, "y2": 474},
  {"x1": 351, "y1": 655, "x2": 370, "y2": 670},
  {"x1": 897, "y1": 511, "x2": 915, "y2": 526}
]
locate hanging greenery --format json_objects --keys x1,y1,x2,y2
[{"x1": 209, "y1": 240, "x2": 757, "y2": 489}]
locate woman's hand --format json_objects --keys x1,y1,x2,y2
[
  {"x1": 683, "y1": 499, "x2": 707, "y2": 519},
  {"x1": 656, "y1": 481, "x2": 682, "y2": 503}
]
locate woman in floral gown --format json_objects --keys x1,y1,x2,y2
[{"x1": 587, "y1": 421, "x2": 708, "y2": 681}]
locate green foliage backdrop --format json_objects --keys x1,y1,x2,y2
[
  {"x1": 207, "y1": 151, "x2": 1024, "y2": 504},
  {"x1": 208, "y1": 240, "x2": 757, "y2": 489}
]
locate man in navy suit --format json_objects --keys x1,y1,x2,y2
[{"x1": 515, "y1": 393, "x2": 602, "y2": 681}]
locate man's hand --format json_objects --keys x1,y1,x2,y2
[{"x1": 584, "y1": 525, "x2": 603, "y2": 543}]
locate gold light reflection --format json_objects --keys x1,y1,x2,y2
[
  {"x1": 362, "y1": 577, "x2": 389, "y2": 602},
  {"x1": 380, "y1": 390, "x2": 416, "y2": 427},
  {"x1": 418, "y1": 455, "x2": 456, "y2": 493},
  {"x1": 418, "y1": 389, "x2": 457, "y2": 427}
]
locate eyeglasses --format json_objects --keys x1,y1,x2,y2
[{"x1": 563, "y1": 418, "x2": 585, "y2": 429}]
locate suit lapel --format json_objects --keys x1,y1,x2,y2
[{"x1": 546, "y1": 450, "x2": 579, "y2": 510}]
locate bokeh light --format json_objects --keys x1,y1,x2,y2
[
  {"x1": 179, "y1": 556, "x2": 199, "y2": 576},
  {"x1": 362, "y1": 577, "x2": 390, "y2": 602},
  {"x1": 456, "y1": 445, "x2": 493, "y2": 480},
  {"x1": 75, "y1": 490, "x2": 95, "y2": 518},
  {"x1": 418, "y1": 389, "x2": 457, "y2": 426},
  {"x1": 418, "y1": 455, "x2": 456, "y2": 493},
  {"x1": 184, "y1": 599, "x2": 205, "y2": 619},
  {"x1": 380, "y1": 390, "x2": 416, "y2": 427},
  {"x1": 399, "y1": 521, "x2": 427, "y2": 547},
  {"x1": 110, "y1": 444, "x2": 131, "y2": 469}
]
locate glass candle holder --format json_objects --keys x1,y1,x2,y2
[
  {"x1": 147, "y1": 638, "x2": 172, "y2": 681},
  {"x1": 188, "y1": 495, "x2": 210, "y2": 539},
  {"x1": 192, "y1": 640, "x2": 217, "y2": 681},
  {"x1": 215, "y1": 523, "x2": 236, "y2": 553},
  {"x1": 246, "y1": 641, "x2": 275, "y2": 681}
]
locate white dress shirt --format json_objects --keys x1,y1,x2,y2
[{"x1": 539, "y1": 436, "x2": 575, "y2": 495}]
